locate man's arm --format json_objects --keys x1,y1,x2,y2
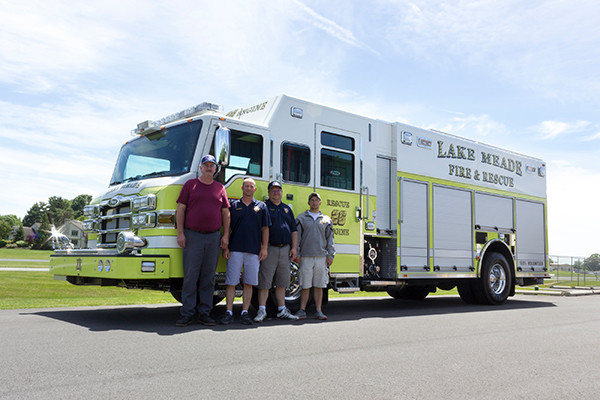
[
  {"x1": 220, "y1": 207, "x2": 230, "y2": 250},
  {"x1": 325, "y1": 221, "x2": 335, "y2": 267},
  {"x1": 259, "y1": 226, "x2": 269, "y2": 261},
  {"x1": 289, "y1": 231, "x2": 298, "y2": 260},
  {"x1": 176, "y1": 203, "x2": 187, "y2": 248}
]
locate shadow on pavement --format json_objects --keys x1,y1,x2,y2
[{"x1": 25, "y1": 295, "x2": 556, "y2": 336}]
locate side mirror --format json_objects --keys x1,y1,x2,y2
[{"x1": 215, "y1": 125, "x2": 231, "y2": 167}]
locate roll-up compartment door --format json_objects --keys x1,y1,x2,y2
[
  {"x1": 433, "y1": 186, "x2": 473, "y2": 271},
  {"x1": 515, "y1": 200, "x2": 546, "y2": 272}
]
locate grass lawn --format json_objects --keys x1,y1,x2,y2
[
  {"x1": 2, "y1": 247, "x2": 584, "y2": 309},
  {"x1": 0, "y1": 271, "x2": 178, "y2": 310},
  {"x1": 0, "y1": 248, "x2": 53, "y2": 260}
]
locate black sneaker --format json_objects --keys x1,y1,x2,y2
[
  {"x1": 220, "y1": 312, "x2": 234, "y2": 325},
  {"x1": 239, "y1": 312, "x2": 253, "y2": 325},
  {"x1": 198, "y1": 314, "x2": 216, "y2": 326},
  {"x1": 176, "y1": 316, "x2": 193, "y2": 327}
]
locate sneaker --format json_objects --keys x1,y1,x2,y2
[
  {"x1": 254, "y1": 308, "x2": 267, "y2": 322},
  {"x1": 198, "y1": 314, "x2": 216, "y2": 326},
  {"x1": 314, "y1": 310, "x2": 328, "y2": 320},
  {"x1": 175, "y1": 316, "x2": 193, "y2": 327},
  {"x1": 220, "y1": 312, "x2": 234, "y2": 325},
  {"x1": 294, "y1": 309, "x2": 307, "y2": 320},
  {"x1": 277, "y1": 307, "x2": 300, "y2": 320},
  {"x1": 240, "y1": 312, "x2": 253, "y2": 325}
]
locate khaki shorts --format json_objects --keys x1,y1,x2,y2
[
  {"x1": 258, "y1": 244, "x2": 291, "y2": 289},
  {"x1": 298, "y1": 256, "x2": 328, "y2": 289}
]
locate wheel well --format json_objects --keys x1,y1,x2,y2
[{"x1": 480, "y1": 240, "x2": 515, "y2": 295}]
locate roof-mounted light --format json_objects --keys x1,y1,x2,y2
[{"x1": 131, "y1": 102, "x2": 224, "y2": 136}]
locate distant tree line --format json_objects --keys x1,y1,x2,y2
[{"x1": 0, "y1": 194, "x2": 92, "y2": 249}]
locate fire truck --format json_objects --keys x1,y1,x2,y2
[{"x1": 50, "y1": 95, "x2": 548, "y2": 309}]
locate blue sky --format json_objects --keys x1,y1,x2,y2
[{"x1": 1, "y1": 0, "x2": 599, "y2": 256}]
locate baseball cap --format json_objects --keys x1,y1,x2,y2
[
  {"x1": 201, "y1": 154, "x2": 217, "y2": 165},
  {"x1": 268, "y1": 181, "x2": 282, "y2": 190},
  {"x1": 308, "y1": 192, "x2": 321, "y2": 201}
]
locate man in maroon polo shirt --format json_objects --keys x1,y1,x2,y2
[{"x1": 175, "y1": 154, "x2": 230, "y2": 327}]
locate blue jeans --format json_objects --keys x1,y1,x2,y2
[{"x1": 180, "y1": 229, "x2": 221, "y2": 317}]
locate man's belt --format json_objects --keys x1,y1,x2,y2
[{"x1": 269, "y1": 242, "x2": 290, "y2": 247}]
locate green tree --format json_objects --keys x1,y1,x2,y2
[
  {"x1": 71, "y1": 194, "x2": 92, "y2": 219},
  {"x1": 0, "y1": 214, "x2": 22, "y2": 228},
  {"x1": 47, "y1": 196, "x2": 73, "y2": 226},
  {"x1": 31, "y1": 214, "x2": 51, "y2": 250},
  {"x1": 0, "y1": 220, "x2": 11, "y2": 240},
  {"x1": 583, "y1": 253, "x2": 600, "y2": 272},
  {"x1": 23, "y1": 202, "x2": 49, "y2": 227},
  {"x1": 14, "y1": 225, "x2": 25, "y2": 241}
]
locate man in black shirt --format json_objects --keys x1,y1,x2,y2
[{"x1": 254, "y1": 181, "x2": 299, "y2": 322}]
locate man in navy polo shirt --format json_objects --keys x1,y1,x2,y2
[
  {"x1": 254, "y1": 181, "x2": 299, "y2": 322},
  {"x1": 220, "y1": 177, "x2": 271, "y2": 325}
]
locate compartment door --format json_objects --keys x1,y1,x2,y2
[
  {"x1": 399, "y1": 179, "x2": 428, "y2": 272},
  {"x1": 433, "y1": 186, "x2": 473, "y2": 271}
]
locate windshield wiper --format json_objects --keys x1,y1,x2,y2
[{"x1": 121, "y1": 171, "x2": 169, "y2": 183}]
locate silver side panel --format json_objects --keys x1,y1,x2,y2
[
  {"x1": 474, "y1": 192, "x2": 514, "y2": 230},
  {"x1": 515, "y1": 200, "x2": 546, "y2": 272},
  {"x1": 399, "y1": 180, "x2": 428, "y2": 269},
  {"x1": 433, "y1": 186, "x2": 473, "y2": 268}
]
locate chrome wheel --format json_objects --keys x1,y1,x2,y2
[
  {"x1": 285, "y1": 261, "x2": 301, "y2": 302},
  {"x1": 488, "y1": 263, "x2": 507, "y2": 295}
]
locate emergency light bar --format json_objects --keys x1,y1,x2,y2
[{"x1": 131, "y1": 102, "x2": 224, "y2": 136}]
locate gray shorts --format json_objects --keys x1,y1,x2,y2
[
  {"x1": 298, "y1": 256, "x2": 329, "y2": 289},
  {"x1": 225, "y1": 251, "x2": 260, "y2": 286},
  {"x1": 258, "y1": 244, "x2": 291, "y2": 289}
]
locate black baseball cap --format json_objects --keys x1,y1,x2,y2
[{"x1": 268, "y1": 181, "x2": 282, "y2": 190}]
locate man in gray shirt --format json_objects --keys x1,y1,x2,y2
[{"x1": 294, "y1": 192, "x2": 335, "y2": 320}]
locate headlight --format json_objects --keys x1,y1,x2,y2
[
  {"x1": 132, "y1": 213, "x2": 156, "y2": 228},
  {"x1": 82, "y1": 220, "x2": 98, "y2": 231},
  {"x1": 132, "y1": 194, "x2": 157, "y2": 211}
]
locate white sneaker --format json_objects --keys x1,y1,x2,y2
[
  {"x1": 254, "y1": 308, "x2": 267, "y2": 322},
  {"x1": 277, "y1": 307, "x2": 299, "y2": 320}
]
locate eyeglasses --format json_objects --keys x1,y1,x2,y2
[{"x1": 270, "y1": 189, "x2": 282, "y2": 193}]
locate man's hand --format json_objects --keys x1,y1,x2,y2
[
  {"x1": 222, "y1": 248, "x2": 231, "y2": 260},
  {"x1": 259, "y1": 247, "x2": 268, "y2": 262},
  {"x1": 289, "y1": 246, "x2": 297, "y2": 260},
  {"x1": 220, "y1": 235, "x2": 229, "y2": 250},
  {"x1": 177, "y1": 232, "x2": 186, "y2": 248},
  {"x1": 326, "y1": 257, "x2": 333, "y2": 267}
]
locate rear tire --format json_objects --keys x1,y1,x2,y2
[
  {"x1": 457, "y1": 280, "x2": 479, "y2": 304},
  {"x1": 387, "y1": 285, "x2": 431, "y2": 300},
  {"x1": 478, "y1": 252, "x2": 511, "y2": 305}
]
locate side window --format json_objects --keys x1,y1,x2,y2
[
  {"x1": 320, "y1": 131, "x2": 355, "y2": 190},
  {"x1": 282, "y1": 142, "x2": 310, "y2": 184},
  {"x1": 213, "y1": 129, "x2": 263, "y2": 182}
]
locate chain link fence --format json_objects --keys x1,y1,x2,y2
[{"x1": 548, "y1": 255, "x2": 600, "y2": 286}]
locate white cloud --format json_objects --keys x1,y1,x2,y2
[
  {"x1": 534, "y1": 120, "x2": 590, "y2": 140},
  {"x1": 439, "y1": 114, "x2": 508, "y2": 142},
  {"x1": 382, "y1": 0, "x2": 600, "y2": 103},
  {"x1": 290, "y1": 0, "x2": 380, "y2": 56}
]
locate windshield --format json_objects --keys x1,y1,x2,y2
[{"x1": 110, "y1": 120, "x2": 203, "y2": 185}]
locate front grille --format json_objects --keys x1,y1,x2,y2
[{"x1": 97, "y1": 203, "x2": 132, "y2": 247}]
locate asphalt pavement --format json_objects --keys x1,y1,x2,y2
[{"x1": 2, "y1": 295, "x2": 600, "y2": 399}]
